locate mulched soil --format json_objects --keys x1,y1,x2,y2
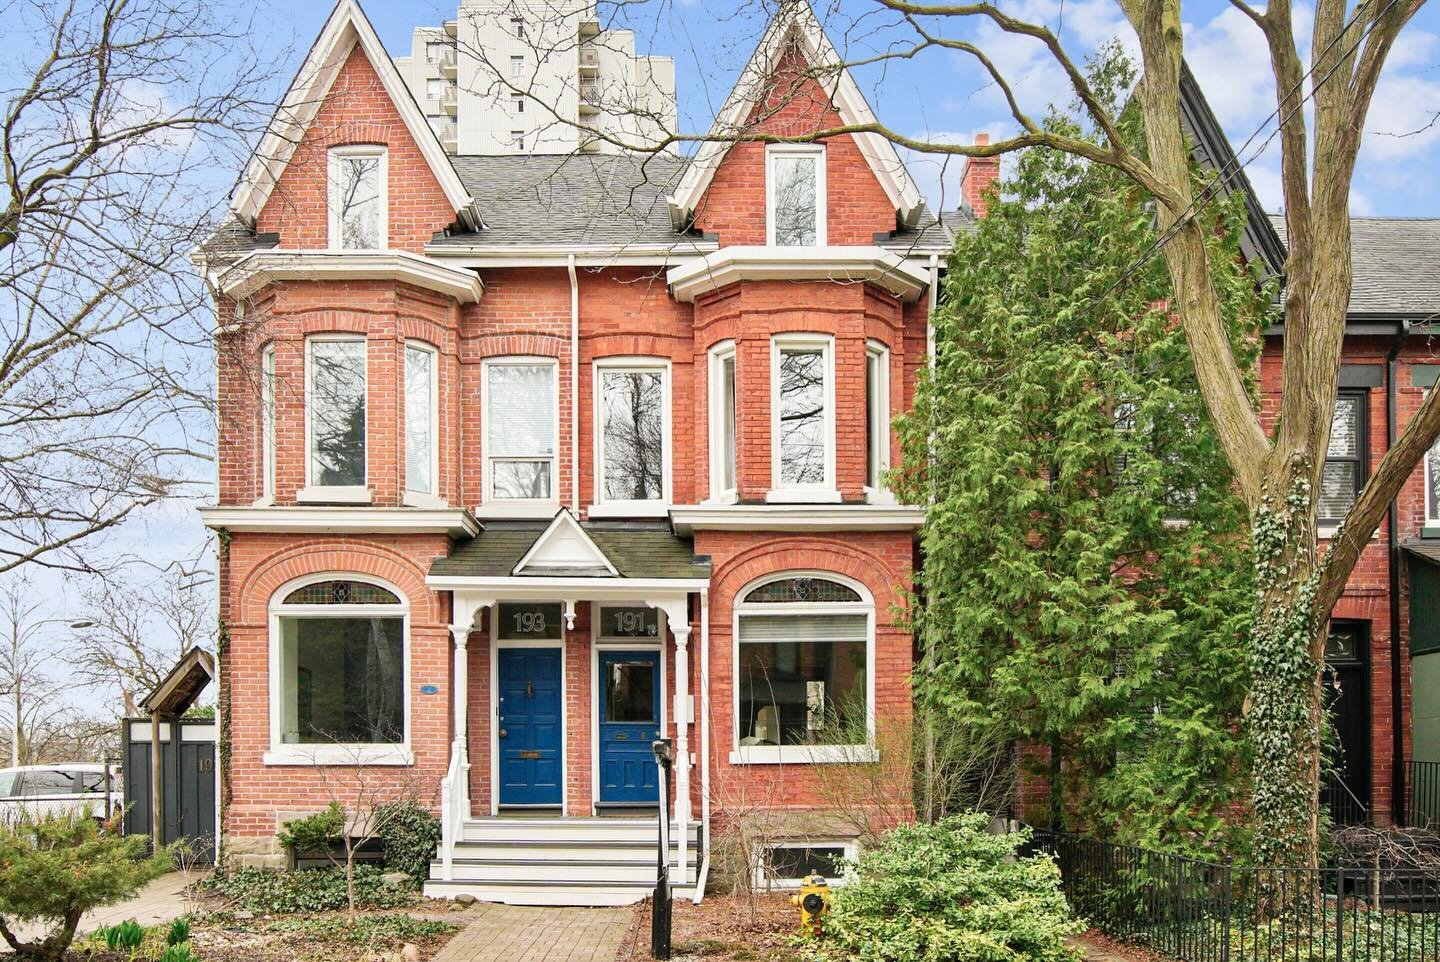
[
  {"x1": 616, "y1": 893, "x2": 813, "y2": 962},
  {"x1": 1072, "y1": 929, "x2": 1175, "y2": 962}
]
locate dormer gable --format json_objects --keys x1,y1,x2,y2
[
  {"x1": 512, "y1": 510, "x2": 620, "y2": 577},
  {"x1": 230, "y1": 0, "x2": 479, "y2": 250}
]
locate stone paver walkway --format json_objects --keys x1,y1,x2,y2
[
  {"x1": 8, "y1": 870, "x2": 198, "y2": 944},
  {"x1": 432, "y1": 903, "x2": 631, "y2": 962}
]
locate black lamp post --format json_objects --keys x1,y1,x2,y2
[{"x1": 651, "y1": 738, "x2": 674, "y2": 960}]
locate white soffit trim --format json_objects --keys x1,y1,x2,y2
[
  {"x1": 666, "y1": 246, "x2": 929, "y2": 303},
  {"x1": 228, "y1": 0, "x2": 479, "y2": 231},
  {"x1": 199, "y1": 506, "x2": 481, "y2": 539},
  {"x1": 667, "y1": 0, "x2": 923, "y2": 226},
  {"x1": 669, "y1": 503, "x2": 924, "y2": 534},
  {"x1": 511, "y1": 508, "x2": 619, "y2": 577},
  {"x1": 214, "y1": 250, "x2": 484, "y2": 303}
]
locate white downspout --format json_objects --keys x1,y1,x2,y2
[
  {"x1": 568, "y1": 255, "x2": 580, "y2": 514},
  {"x1": 927, "y1": 254, "x2": 938, "y2": 358},
  {"x1": 696, "y1": 588, "x2": 710, "y2": 902}
]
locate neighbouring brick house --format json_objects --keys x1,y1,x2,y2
[{"x1": 197, "y1": 0, "x2": 983, "y2": 904}]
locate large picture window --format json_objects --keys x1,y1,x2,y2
[
  {"x1": 485, "y1": 359, "x2": 557, "y2": 503},
  {"x1": 766, "y1": 145, "x2": 825, "y2": 247},
  {"x1": 734, "y1": 575, "x2": 872, "y2": 764},
  {"x1": 1320, "y1": 391, "x2": 1367, "y2": 526},
  {"x1": 307, "y1": 337, "x2": 367, "y2": 492},
  {"x1": 596, "y1": 361, "x2": 668, "y2": 510},
  {"x1": 327, "y1": 146, "x2": 386, "y2": 251},
  {"x1": 269, "y1": 578, "x2": 409, "y2": 766},
  {"x1": 770, "y1": 335, "x2": 835, "y2": 500},
  {"x1": 405, "y1": 342, "x2": 437, "y2": 500}
]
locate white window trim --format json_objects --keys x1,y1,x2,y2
[
  {"x1": 753, "y1": 838, "x2": 858, "y2": 890},
  {"x1": 299, "y1": 334, "x2": 371, "y2": 504},
  {"x1": 864, "y1": 340, "x2": 894, "y2": 505},
  {"x1": 730, "y1": 570, "x2": 876, "y2": 766},
  {"x1": 404, "y1": 340, "x2": 444, "y2": 508},
  {"x1": 707, "y1": 341, "x2": 738, "y2": 505},
  {"x1": 1427, "y1": 390, "x2": 1440, "y2": 527},
  {"x1": 768, "y1": 334, "x2": 839, "y2": 503},
  {"x1": 265, "y1": 573, "x2": 413, "y2": 767},
  {"x1": 766, "y1": 144, "x2": 826, "y2": 247},
  {"x1": 259, "y1": 344, "x2": 276, "y2": 506},
  {"x1": 481, "y1": 355, "x2": 560, "y2": 511},
  {"x1": 327, "y1": 145, "x2": 388, "y2": 252},
  {"x1": 592, "y1": 356, "x2": 672, "y2": 516}
]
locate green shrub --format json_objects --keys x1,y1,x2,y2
[
  {"x1": 158, "y1": 943, "x2": 199, "y2": 962},
  {"x1": 275, "y1": 801, "x2": 345, "y2": 859},
  {"x1": 374, "y1": 801, "x2": 441, "y2": 887},
  {"x1": 105, "y1": 919, "x2": 147, "y2": 951},
  {"x1": 200, "y1": 865, "x2": 416, "y2": 914},
  {"x1": 166, "y1": 917, "x2": 191, "y2": 946},
  {"x1": 818, "y1": 814, "x2": 1083, "y2": 962},
  {"x1": 0, "y1": 811, "x2": 173, "y2": 962}
]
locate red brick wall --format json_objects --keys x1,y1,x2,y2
[{"x1": 256, "y1": 44, "x2": 457, "y2": 252}]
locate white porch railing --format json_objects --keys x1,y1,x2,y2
[{"x1": 439, "y1": 738, "x2": 469, "y2": 881}]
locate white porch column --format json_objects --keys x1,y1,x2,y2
[
  {"x1": 651, "y1": 597, "x2": 692, "y2": 887},
  {"x1": 441, "y1": 596, "x2": 490, "y2": 881},
  {"x1": 450, "y1": 625, "x2": 471, "y2": 756}
]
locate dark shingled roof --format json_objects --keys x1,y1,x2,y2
[
  {"x1": 430, "y1": 520, "x2": 711, "y2": 580},
  {"x1": 1270, "y1": 215, "x2": 1440, "y2": 317},
  {"x1": 198, "y1": 216, "x2": 279, "y2": 261}
]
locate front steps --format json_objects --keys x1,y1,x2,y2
[{"x1": 424, "y1": 816, "x2": 703, "y2": 906}]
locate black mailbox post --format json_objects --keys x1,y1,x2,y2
[{"x1": 651, "y1": 738, "x2": 673, "y2": 960}]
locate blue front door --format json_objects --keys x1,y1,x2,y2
[
  {"x1": 598, "y1": 650, "x2": 662, "y2": 804},
  {"x1": 497, "y1": 648, "x2": 563, "y2": 807}
]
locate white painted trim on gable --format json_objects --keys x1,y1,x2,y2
[
  {"x1": 511, "y1": 508, "x2": 619, "y2": 577},
  {"x1": 199, "y1": 505, "x2": 480, "y2": 538},
  {"x1": 667, "y1": 0, "x2": 922, "y2": 227},
  {"x1": 667, "y1": 503, "x2": 923, "y2": 534},
  {"x1": 666, "y1": 247, "x2": 929, "y2": 303},
  {"x1": 214, "y1": 250, "x2": 484, "y2": 303},
  {"x1": 228, "y1": 0, "x2": 478, "y2": 231}
]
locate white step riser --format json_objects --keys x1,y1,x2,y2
[
  {"x1": 438, "y1": 862, "x2": 697, "y2": 885},
  {"x1": 452, "y1": 842, "x2": 694, "y2": 862},
  {"x1": 461, "y1": 823, "x2": 697, "y2": 845},
  {"x1": 421, "y1": 881, "x2": 699, "y2": 907}
]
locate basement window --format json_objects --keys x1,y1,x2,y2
[{"x1": 755, "y1": 840, "x2": 856, "y2": 890}]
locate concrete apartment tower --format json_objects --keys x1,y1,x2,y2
[{"x1": 395, "y1": 0, "x2": 677, "y2": 155}]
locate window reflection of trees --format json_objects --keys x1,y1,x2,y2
[
  {"x1": 778, "y1": 349, "x2": 825, "y2": 485},
  {"x1": 773, "y1": 155, "x2": 817, "y2": 246},
  {"x1": 336, "y1": 156, "x2": 381, "y2": 249},
  {"x1": 602, "y1": 370, "x2": 664, "y2": 500},
  {"x1": 311, "y1": 341, "x2": 366, "y2": 486}
]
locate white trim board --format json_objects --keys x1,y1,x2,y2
[
  {"x1": 512, "y1": 509, "x2": 619, "y2": 577},
  {"x1": 198, "y1": 506, "x2": 479, "y2": 538},
  {"x1": 213, "y1": 250, "x2": 483, "y2": 304},
  {"x1": 666, "y1": 247, "x2": 929, "y2": 303},
  {"x1": 667, "y1": 503, "x2": 923, "y2": 533}
]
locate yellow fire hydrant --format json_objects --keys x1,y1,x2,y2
[{"x1": 790, "y1": 874, "x2": 831, "y2": 936}]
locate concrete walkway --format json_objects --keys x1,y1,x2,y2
[
  {"x1": 432, "y1": 903, "x2": 631, "y2": 962},
  {"x1": 6, "y1": 870, "x2": 197, "y2": 945}
]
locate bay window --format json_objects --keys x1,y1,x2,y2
[
  {"x1": 1319, "y1": 391, "x2": 1367, "y2": 527},
  {"x1": 734, "y1": 575, "x2": 874, "y2": 764},
  {"x1": 766, "y1": 145, "x2": 825, "y2": 247},
  {"x1": 770, "y1": 335, "x2": 836, "y2": 500},
  {"x1": 484, "y1": 358, "x2": 557, "y2": 504},
  {"x1": 707, "y1": 342, "x2": 737, "y2": 503},
  {"x1": 404, "y1": 342, "x2": 438, "y2": 502},
  {"x1": 305, "y1": 337, "x2": 367, "y2": 498},
  {"x1": 269, "y1": 578, "x2": 409, "y2": 766},
  {"x1": 328, "y1": 146, "x2": 386, "y2": 250},
  {"x1": 595, "y1": 360, "x2": 669, "y2": 511}
]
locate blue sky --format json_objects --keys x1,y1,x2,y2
[{"x1": 5, "y1": 0, "x2": 1439, "y2": 669}]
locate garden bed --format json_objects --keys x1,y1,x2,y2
[{"x1": 616, "y1": 894, "x2": 805, "y2": 962}]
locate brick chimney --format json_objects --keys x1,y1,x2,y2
[{"x1": 960, "y1": 133, "x2": 1001, "y2": 217}]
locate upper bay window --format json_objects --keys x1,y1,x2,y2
[
  {"x1": 770, "y1": 334, "x2": 837, "y2": 502},
  {"x1": 708, "y1": 342, "x2": 737, "y2": 503},
  {"x1": 767, "y1": 145, "x2": 826, "y2": 247},
  {"x1": 1319, "y1": 391, "x2": 1366, "y2": 527},
  {"x1": 328, "y1": 146, "x2": 386, "y2": 251},
  {"x1": 865, "y1": 341, "x2": 890, "y2": 498},
  {"x1": 261, "y1": 344, "x2": 276, "y2": 504},
  {"x1": 595, "y1": 359, "x2": 670, "y2": 513},
  {"x1": 269, "y1": 577, "x2": 410, "y2": 766},
  {"x1": 485, "y1": 358, "x2": 557, "y2": 505},
  {"x1": 304, "y1": 336, "x2": 368, "y2": 501},
  {"x1": 404, "y1": 342, "x2": 438, "y2": 503}
]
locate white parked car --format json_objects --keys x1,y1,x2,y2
[{"x1": 0, "y1": 764, "x2": 123, "y2": 825}]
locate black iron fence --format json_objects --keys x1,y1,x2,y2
[
  {"x1": 1028, "y1": 830, "x2": 1440, "y2": 962},
  {"x1": 1408, "y1": 761, "x2": 1440, "y2": 831}
]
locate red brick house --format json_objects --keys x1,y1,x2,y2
[{"x1": 197, "y1": 0, "x2": 975, "y2": 903}]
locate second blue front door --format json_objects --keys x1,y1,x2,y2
[
  {"x1": 497, "y1": 647, "x2": 563, "y2": 807},
  {"x1": 598, "y1": 650, "x2": 662, "y2": 804}
]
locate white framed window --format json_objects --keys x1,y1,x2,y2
[
  {"x1": 404, "y1": 341, "x2": 439, "y2": 504},
  {"x1": 511, "y1": 94, "x2": 525, "y2": 114},
  {"x1": 510, "y1": 16, "x2": 526, "y2": 38},
  {"x1": 302, "y1": 336, "x2": 369, "y2": 502},
  {"x1": 766, "y1": 144, "x2": 826, "y2": 247},
  {"x1": 483, "y1": 357, "x2": 558, "y2": 507},
  {"x1": 511, "y1": 130, "x2": 525, "y2": 150},
  {"x1": 425, "y1": 78, "x2": 446, "y2": 102},
  {"x1": 769, "y1": 334, "x2": 837, "y2": 502},
  {"x1": 510, "y1": 55, "x2": 524, "y2": 79},
  {"x1": 260, "y1": 344, "x2": 276, "y2": 504},
  {"x1": 755, "y1": 839, "x2": 857, "y2": 890},
  {"x1": 1427, "y1": 397, "x2": 1440, "y2": 527},
  {"x1": 708, "y1": 341, "x2": 738, "y2": 504},
  {"x1": 266, "y1": 576, "x2": 412, "y2": 767},
  {"x1": 732, "y1": 573, "x2": 875, "y2": 765},
  {"x1": 425, "y1": 41, "x2": 448, "y2": 63},
  {"x1": 864, "y1": 341, "x2": 890, "y2": 499},
  {"x1": 593, "y1": 358, "x2": 670, "y2": 515},
  {"x1": 327, "y1": 146, "x2": 387, "y2": 251}
]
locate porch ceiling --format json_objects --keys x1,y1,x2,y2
[{"x1": 429, "y1": 519, "x2": 711, "y2": 581}]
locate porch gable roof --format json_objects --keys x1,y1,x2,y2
[{"x1": 429, "y1": 519, "x2": 711, "y2": 581}]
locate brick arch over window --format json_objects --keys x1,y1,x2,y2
[
  {"x1": 466, "y1": 333, "x2": 569, "y2": 361},
  {"x1": 708, "y1": 538, "x2": 908, "y2": 627},
  {"x1": 236, "y1": 540, "x2": 440, "y2": 626}
]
